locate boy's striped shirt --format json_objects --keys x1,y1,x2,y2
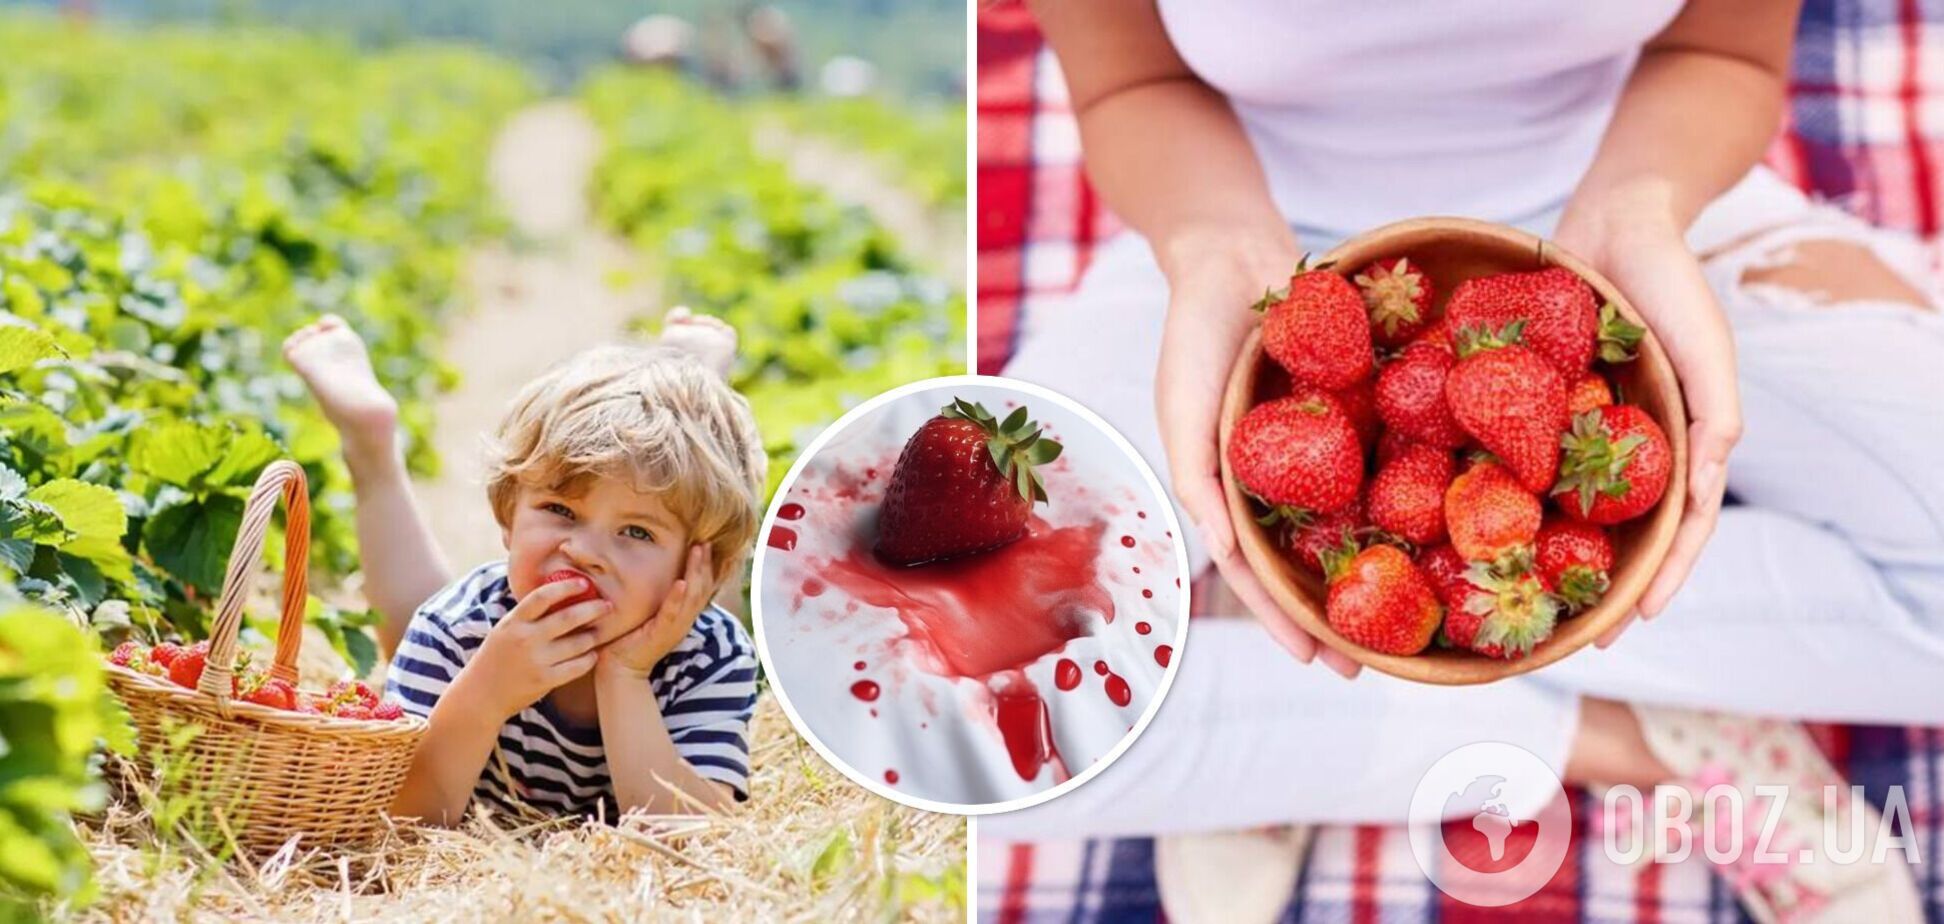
[{"x1": 385, "y1": 561, "x2": 758, "y2": 817}]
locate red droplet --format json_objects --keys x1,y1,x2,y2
[
  {"x1": 884, "y1": 769, "x2": 900, "y2": 784},
  {"x1": 1054, "y1": 658, "x2": 1081, "y2": 691},
  {"x1": 866, "y1": 468, "x2": 879, "y2": 479},
  {"x1": 778, "y1": 502, "x2": 806, "y2": 521},
  {"x1": 768, "y1": 526, "x2": 798, "y2": 551},
  {"x1": 851, "y1": 680, "x2": 880, "y2": 702},
  {"x1": 1175, "y1": 578, "x2": 1181, "y2": 587},
  {"x1": 853, "y1": 660, "x2": 867, "y2": 671},
  {"x1": 1155, "y1": 645, "x2": 1173, "y2": 668},
  {"x1": 993, "y1": 676, "x2": 1061, "y2": 782},
  {"x1": 1135, "y1": 622, "x2": 1151, "y2": 636},
  {"x1": 802, "y1": 578, "x2": 827, "y2": 597},
  {"x1": 1142, "y1": 589, "x2": 1153, "y2": 599},
  {"x1": 1093, "y1": 660, "x2": 1108, "y2": 676},
  {"x1": 870, "y1": 708, "x2": 878, "y2": 717},
  {"x1": 1104, "y1": 671, "x2": 1132, "y2": 708},
  {"x1": 1132, "y1": 565, "x2": 1141, "y2": 574},
  {"x1": 1120, "y1": 535, "x2": 1136, "y2": 548},
  {"x1": 1137, "y1": 511, "x2": 1147, "y2": 519}
]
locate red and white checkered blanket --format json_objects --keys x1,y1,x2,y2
[{"x1": 975, "y1": 1, "x2": 1944, "y2": 919}]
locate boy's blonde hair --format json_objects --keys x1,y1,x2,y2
[{"x1": 485, "y1": 344, "x2": 766, "y2": 589}]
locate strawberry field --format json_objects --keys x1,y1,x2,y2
[{"x1": 0, "y1": 13, "x2": 963, "y2": 921}]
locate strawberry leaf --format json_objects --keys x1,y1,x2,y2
[
  {"x1": 1024, "y1": 439, "x2": 1062, "y2": 465},
  {"x1": 1000, "y1": 405, "x2": 1029, "y2": 435}
]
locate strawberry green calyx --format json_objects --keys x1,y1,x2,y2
[
  {"x1": 1249, "y1": 253, "x2": 1339, "y2": 313},
  {"x1": 1318, "y1": 534, "x2": 1363, "y2": 584},
  {"x1": 1252, "y1": 497, "x2": 1314, "y2": 532},
  {"x1": 1554, "y1": 564, "x2": 1611, "y2": 613},
  {"x1": 1452, "y1": 320, "x2": 1528, "y2": 359},
  {"x1": 1553, "y1": 409, "x2": 1647, "y2": 517},
  {"x1": 1461, "y1": 558, "x2": 1561, "y2": 658},
  {"x1": 942, "y1": 397, "x2": 1063, "y2": 506},
  {"x1": 1352, "y1": 258, "x2": 1426, "y2": 336},
  {"x1": 1595, "y1": 303, "x2": 1646, "y2": 363}
]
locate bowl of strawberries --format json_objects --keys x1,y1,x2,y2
[{"x1": 1219, "y1": 217, "x2": 1688, "y2": 684}]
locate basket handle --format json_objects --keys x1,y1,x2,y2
[{"x1": 198, "y1": 460, "x2": 311, "y2": 710}]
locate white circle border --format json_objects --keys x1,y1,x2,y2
[{"x1": 750, "y1": 373, "x2": 1195, "y2": 816}]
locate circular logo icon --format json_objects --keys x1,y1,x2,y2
[{"x1": 1407, "y1": 741, "x2": 1573, "y2": 907}]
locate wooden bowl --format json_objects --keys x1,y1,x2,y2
[{"x1": 1218, "y1": 217, "x2": 1689, "y2": 684}]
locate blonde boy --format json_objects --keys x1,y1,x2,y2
[{"x1": 283, "y1": 311, "x2": 762, "y2": 823}]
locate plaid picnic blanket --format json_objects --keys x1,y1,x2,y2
[{"x1": 973, "y1": 1, "x2": 1944, "y2": 920}]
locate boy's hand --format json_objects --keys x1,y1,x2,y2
[
  {"x1": 598, "y1": 545, "x2": 715, "y2": 679},
  {"x1": 461, "y1": 578, "x2": 608, "y2": 719}
]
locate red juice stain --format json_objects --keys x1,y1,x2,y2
[
  {"x1": 1137, "y1": 511, "x2": 1147, "y2": 519},
  {"x1": 851, "y1": 680, "x2": 880, "y2": 702},
  {"x1": 818, "y1": 518, "x2": 1114, "y2": 676},
  {"x1": 853, "y1": 660, "x2": 867, "y2": 671},
  {"x1": 1155, "y1": 645, "x2": 1173, "y2": 668},
  {"x1": 1054, "y1": 658, "x2": 1081, "y2": 691},
  {"x1": 1092, "y1": 660, "x2": 1108, "y2": 676},
  {"x1": 779, "y1": 502, "x2": 807, "y2": 520},
  {"x1": 1142, "y1": 589, "x2": 1153, "y2": 599},
  {"x1": 885, "y1": 769, "x2": 900, "y2": 784},
  {"x1": 870, "y1": 708, "x2": 879, "y2": 718},
  {"x1": 866, "y1": 467, "x2": 879, "y2": 479},
  {"x1": 1120, "y1": 535, "x2": 1136, "y2": 548},
  {"x1": 1104, "y1": 670, "x2": 1132, "y2": 708},
  {"x1": 1136, "y1": 622, "x2": 1151, "y2": 636},
  {"x1": 992, "y1": 673, "x2": 1065, "y2": 782},
  {"x1": 802, "y1": 578, "x2": 827, "y2": 597},
  {"x1": 768, "y1": 526, "x2": 798, "y2": 551},
  {"x1": 1132, "y1": 566, "x2": 1141, "y2": 574}
]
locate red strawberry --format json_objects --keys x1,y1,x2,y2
[
  {"x1": 167, "y1": 641, "x2": 210, "y2": 690},
  {"x1": 1567, "y1": 372, "x2": 1614, "y2": 416},
  {"x1": 1330, "y1": 379, "x2": 1381, "y2": 452},
  {"x1": 1445, "y1": 324, "x2": 1569, "y2": 493},
  {"x1": 1375, "y1": 430, "x2": 1414, "y2": 469},
  {"x1": 1554, "y1": 405, "x2": 1671, "y2": 524},
  {"x1": 1321, "y1": 543, "x2": 1443, "y2": 655},
  {"x1": 1444, "y1": 267, "x2": 1635, "y2": 373},
  {"x1": 1444, "y1": 460, "x2": 1542, "y2": 563},
  {"x1": 149, "y1": 641, "x2": 184, "y2": 668},
  {"x1": 244, "y1": 677, "x2": 297, "y2": 711},
  {"x1": 1352, "y1": 256, "x2": 1434, "y2": 348},
  {"x1": 1368, "y1": 442, "x2": 1455, "y2": 546},
  {"x1": 335, "y1": 703, "x2": 375, "y2": 721},
  {"x1": 372, "y1": 700, "x2": 405, "y2": 722},
  {"x1": 542, "y1": 569, "x2": 602, "y2": 610},
  {"x1": 1440, "y1": 552, "x2": 1560, "y2": 660},
  {"x1": 1228, "y1": 394, "x2": 1364, "y2": 520},
  {"x1": 1255, "y1": 261, "x2": 1374, "y2": 389},
  {"x1": 1535, "y1": 518, "x2": 1615, "y2": 613},
  {"x1": 296, "y1": 695, "x2": 325, "y2": 715},
  {"x1": 876, "y1": 398, "x2": 1062, "y2": 566},
  {"x1": 1375, "y1": 341, "x2": 1467, "y2": 449},
  {"x1": 1417, "y1": 544, "x2": 1475, "y2": 610},
  {"x1": 328, "y1": 679, "x2": 380, "y2": 708},
  {"x1": 109, "y1": 640, "x2": 141, "y2": 667},
  {"x1": 1281, "y1": 493, "x2": 1368, "y2": 575}
]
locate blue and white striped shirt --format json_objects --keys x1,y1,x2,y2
[{"x1": 385, "y1": 561, "x2": 758, "y2": 817}]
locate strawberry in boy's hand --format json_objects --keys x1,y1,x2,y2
[
  {"x1": 1554, "y1": 405, "x2": 1672, "y2": 524},
  {"x1": 1229, "y1": 393, "x2": 1364, "y2": 523},
  {"x1": 542, "y1": 569, "x2": 602, "y2": 611},
  {"x1": 1321, "y1": 542, "x2": 1442, "y2": 655},
  {"x1": 1446, "y1": 323, "x2": 1569, "y2": 493},
  {"x1": 1255, "y1": 259, "x2": 1374, "y2": 390},
  {"x1": 876, "y1": 398, "x2": 1062, "y2": 566},
  {"x1": 1352, "y1": 256, "x2": 1434, "y2": 348}
]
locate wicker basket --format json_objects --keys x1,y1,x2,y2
[{"x1": 105, "y1": 460, "x2": 427, "y2": 855}]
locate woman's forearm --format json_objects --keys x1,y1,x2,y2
[
  {"x1": 389, "y1": 670, "x2": 505, "y2": 826},
  {"x1": 596, "y1": 669, "x2": 733, "y2": 815}
]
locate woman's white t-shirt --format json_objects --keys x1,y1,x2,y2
[{"x1": 1155, "y1": 1, "x2": 1688, "y2": 236}]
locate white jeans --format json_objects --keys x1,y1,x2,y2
[{"x1": 984, "y1": 168, "x2": 1944, "y2": 837}]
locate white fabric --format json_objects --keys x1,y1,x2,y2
[
  {"x1": 984, "y1": 167, "x2": 1944, "y2": 836},
  {"x1": 1155, "y1": 0, "x2": 1685, "y2": 236}
]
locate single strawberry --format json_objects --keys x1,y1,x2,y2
[
  {"x1": 328, "y1": 679, "x2": 380, "y2": 709},
  {"x1": 1445, "y1": 323, "x2": 1569, "y2": 493},
  {"x1": 876, "y1": 398, "x2": 1062, "y2": 566},
  {"x1": 1229, "y1": 394, "x2": 1364, "y2": 520},
  {"x1": 296, "y1": 694, "x2": 325, "y2": 715},
  {"x1": 1281, "y1": 493, "x2": 1369, "y2": 575},
  {"x1": 1444, "y1": 460, "x2": 1542, "y2": 563},
  {"x1": 1535, "y1": 518, "x2": 1614, "y2": 613},
  {"x1": 1368, "y1": 442, "x2": 1455, "y2": 546},
  {"x1": 542, "y1": 569, "x2": 602, "y2": 611},
  {"x1": 1330, "y1": 379, "x2": 1381, "y2": 452},
  {"x1": 1417, "y1": 545, "x2": 1477, "y2": 610},
  {"x1": 1441, "y1": 552, "x2": 1560, "y2": 660},
  {"x1": 1554, "y1": 405, "x2": 1671, "y2": 524},
  {"x1": 1444, "y1": 267, "x2": 1630, "y2": 373},
  {"x1": 149, "y1": 641, "x2": 184, "y2": 668},
  {"x1": 244, "y1": 677, "x2": 297, "y2": 711},
  {"x1": 1255, "y1": 259, "x2": 1374, "y2": 389},
  {"x1": 1375, "y1": 341, "x2": 1467, "y2": 448},
  {"x1": 335, "y1": 703, "x2": 375, "y2": 721},
  {"x1": 1321, "y1": 543, "x2": 1443, "y2": 655},
  {"x1": 1567, "y1": 372, "x2": 1614, "y2": 416},
  {"x1": 372, "y1": 700, "x2": 406, "y2": 722},
  {"x1": 109, "y1": 640, "x2": 141, "y2": 667},
  {"x1": 167, "y1": 641, "x2": 210, "y2": 690},
  {"x1": 1352, "y1": 256, "x2": 1434, "y2": 348}
]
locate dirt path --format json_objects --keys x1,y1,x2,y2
[
  {"x1": 754, "y1": 122, "x2": 966, "y2": 282},
  {"x1": 417, "y1": 100, "x2": 657, "y2": 568}
]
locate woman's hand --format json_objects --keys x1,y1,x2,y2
[
  {"x1": 1153, "y1": 226, "x2": 1364, "y2": 678},
  {"x1": 597, "y1": 545, "x2": 715, "y2": 679},
  {"x1": 1554, "y1": 186, "x2": 1742, "y2": 646}
]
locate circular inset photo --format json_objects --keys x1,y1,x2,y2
[{"x1": 753, "y1": 375, "x2": 1189, "y2": 812}]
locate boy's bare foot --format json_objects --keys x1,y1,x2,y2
[
  {"x1": 659, "y1": 306, "x2": 738, "y2": 379},
  {"x1": 282, "y1": 315, "x2": 401, "y2": 472}
]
